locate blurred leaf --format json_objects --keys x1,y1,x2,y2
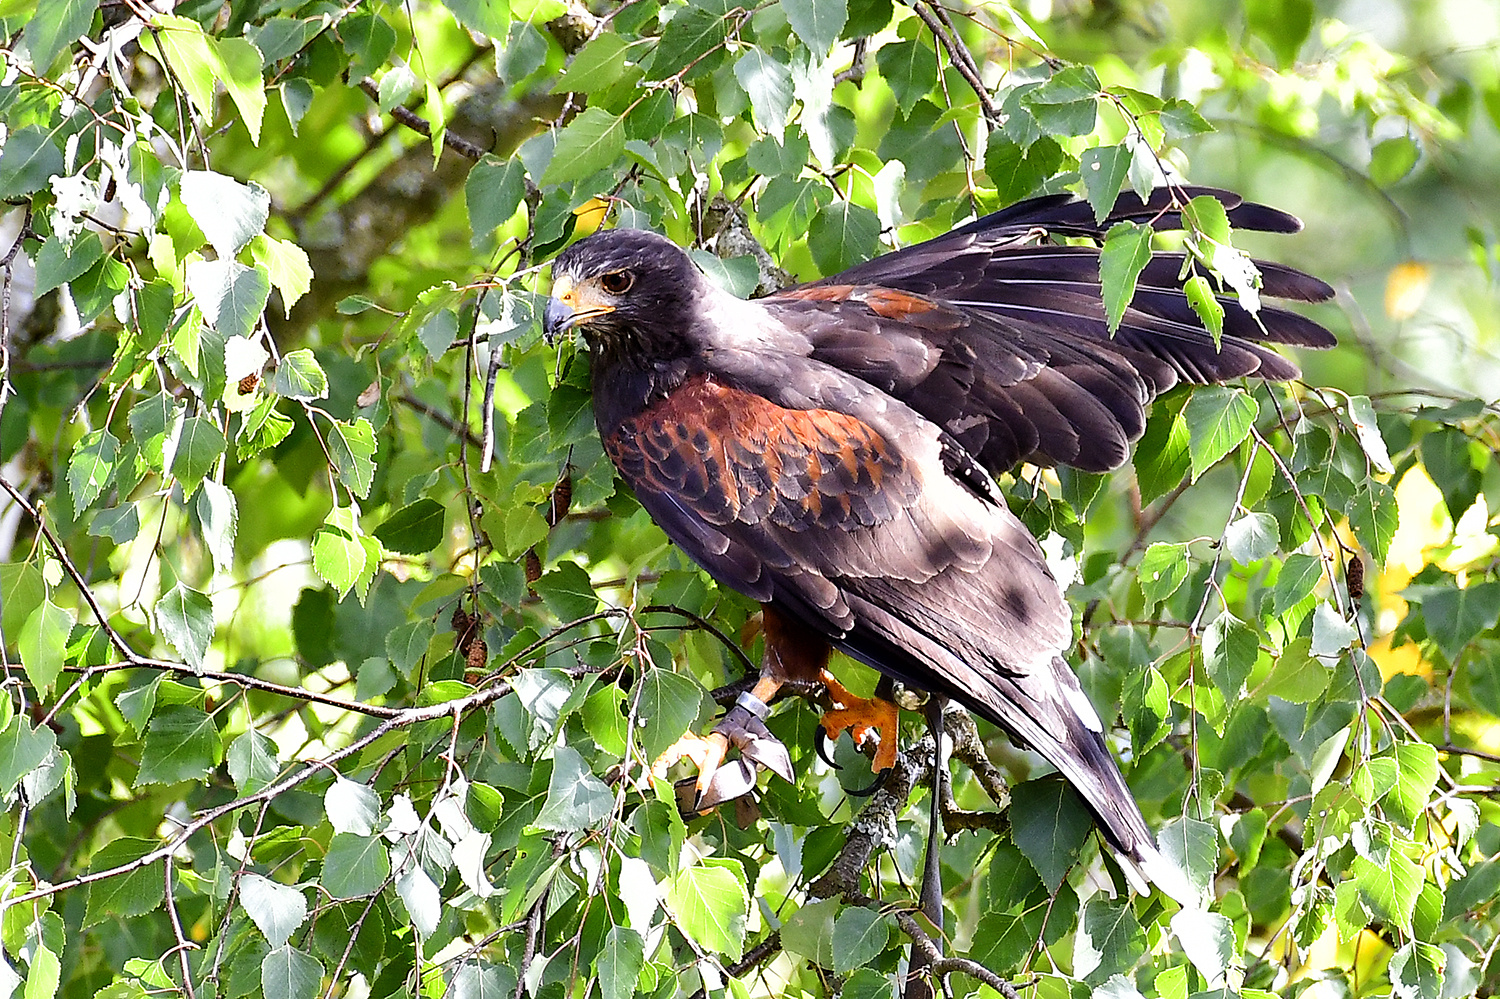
[{"x1": 1370, "y1": 137, "x2": 1419, "y2": 186}]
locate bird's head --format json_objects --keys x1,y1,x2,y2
[{"x1": 544, "y1": 228, "x2": 704, "y2": 367}]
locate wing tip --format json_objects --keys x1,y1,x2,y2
[{"x1": 1118, "y1": 841, "x2": 1203, "y2": 909}]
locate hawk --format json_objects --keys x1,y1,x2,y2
[{"x1": 543, "y1": 188, "x2": 1335, "y2": 905}]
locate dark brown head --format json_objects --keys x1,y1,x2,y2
[{"x1": 545, "y1": 228, "x2": 706, "y2": 369}]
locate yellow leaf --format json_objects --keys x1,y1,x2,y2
[{"x1": 1384, "y1": 261, "x2": 1431, "y2": 320}]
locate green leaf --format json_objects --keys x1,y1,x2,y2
[
  {"x1": 1204, "y1": 612, "x2": 1259, "y2": 702},
  {"x1": 322, "y1": 828, "x2": 393, "y2": 900},
  {"x1": 1386, "y1": 741, "x2": 1439, "y2": 832},
  {"x1": 260, "y1": 945, "x2": 323, "y2": 999},
  {"x1": 1159, "y1": 99, "x2": 1213, "y2": 140},
  {"x1": 142, "y1": 13, "x2": 218, "y2": 118},
  {"x1": 1099, "y1": 221, "x2": 1152, "y2": 332},
  {"x1": 35, "y1": 232, "x2": 104, "y2": 298},
  {"x1": 552, "y1": 32, "x2": 629, "y2": 93},
  {"x1": 534, "y1": 745, "x2": 613, "y2": 832},
  {"x1": 196, "y1": 480, "x2": 238, "y2": 573},
  {"x1": 89, "y1": 504, "x2": 140, "y2": 543},
  {"x1": 666, "y1": 858, "x2": 748, "y2": 961},
  {"x1": 450, "y1": 964, "x2": 517, "y2": 999},
  {"x1": 532, "y1": 561, "x2": 599, "y2": 621},
  {"x1": 542, "y1": 107, "x2": 626, "y2": 185},
  {"x1": 984, "y1": 136, "x2": 1063, "y2": 205},
  {"x1": 326, "y1": 775, "x2": 380, "y2": 835},
  {"x1": 1273, "y1": 552, "x2": 1322, "y2": 616},
  {"x1": 1183, "y1": 274, "x2": 1224, "y2": 345},
  {"x1": 832, "y1": 907, "x2": 890, "y2": 974},
  {"x1": 466, "y1": 156, "x2": 527, "y2": 246},
  {"x1": 440, "y1": 0, "x2": 508, "y2": 38},
  {"x1": 636, "y1": 668, "x2": 705, "y2": 763},
  {"x1": 1137, "y1": 542, "x2": 1188, "y2": 606},
  {"x1": 328, "y1": 418, "x2": 377, "y2": 499},
  {"x1": 1170, "y1": 910, "x2": 1235, "y2": 988},
  {"x1": 417, "y1": 307, "x2": 459, "y2": 361},
  {"x1": 597, "y1": 925, "x2": 645, "y2": 999},
  {"x1": 1421, "y1": 582, "x2": 1500, "y2": 663},
  {"x1": 1225, "y1": 512, "x2": 1278, "y2": 565},
  {"x1": 1081, "y1": 145, "x2": 1131, "y2": 223},
  {"x1": 23, "y1": 0, "x2": 95, "y2": 70},
  {"x1": 783, "y1": 0, "x2": 846, "y2": 54},
  {"x1": 180, "y1": 171, "x2": 271, "y2": 258},
  {"x1": 227, "y1": 729, "x2": 279, "y2": 792},
  {"x1": 1011, "y1": 775, "x2": 1092, "y2": 891},
  {"x1": 1370, "y1": 137, "x2": 1420, "y2": 187},
  {"x1": 1073, "y1": 896, "x2": 1144, "y2": 984},
  {"x1": 1259, "y1": 637, "x2": 1329, "y2": 703},
  {"x1": 238, "y1": 396, "x2": 294, "y2": 461},
  {"x1": 1351, "y1": 852, "x2": 1422, "y2": 934},
  {"x1": 374, "y1": 498, "x2": 446, "y2": 555},
  {"x1": 138, "y1": 705, "x2": 220, "y2": 785},
  {"x1": 0, "y1": 718, "x2": 57, "y2": 795},
  {"x1": 84, "y1": 838, "x2": 164, "y2": 926},
  {"x1": 171, "y1": 417, "x2": 226, "y2": 498},
  {"x1": 249, "y1": 234, "x2": 312, "y2": 317},
  {"x1": 1183, "y1": 387, "x2": 1257, "y2": 482},
  {"x1": 271, "y1": 349, "x2": 329, "y2": 401},
  {"x1": 0, "y1": 126, "x2": 64, "y2": 198},
  {"x1": 1020, "y1": 66, "x2": 1100, "y2": 136},
  {"x1": 808, "y1": 201, "x2": 880, "y2": 275},
  {"x1": 156, "y1": 581, "x2": 214, "y2": 670},
  {"x1": 216, "y1": 37, "x2": 267, "y2": 144},
  {"x1": 876, "y1": 39, "x2": 936, "y2": 116},
  {"x1": 735, "y1": 50, "x2": 794, "y2": 139},
  {"x1": 240, "y1": 873, "x2": 309, "y2": 948},
  {"x1": 1158, "y1": 816, "x2": 1218, "y2": 894},
  {"x1": 1345, "y1": 395, "x2": 1394, "y2": 474},
  {"x1": 186, "y1": 260, "x2": 271, "y2": 341},
  {"x1": 312, "y1": 508, "x2": 374, "y2": 600},
  {"x1": 18, "y1": 598, "x2": 73, "y2": 694},
  {"x1": 1390, "y1": 941, "x2": 1445, "y2": 999},
  {"x1": 68, "y1": 428, "x2": 118, "y2": 516},
  {"x1": 1124, "y1": 665, "x2": 1170, "y2": 756},
  {"x1": 1347, "y1": 478, "x2": 1398, "y2": 568}
]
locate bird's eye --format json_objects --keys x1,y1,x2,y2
[{"x1": 600, "y1": 270, "x2": 634, "y2": 295}]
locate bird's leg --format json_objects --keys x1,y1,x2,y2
[{"x1": 903, "y1": 695, "x2": 949, "y2": 999}]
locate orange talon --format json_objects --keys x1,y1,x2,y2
[{"x1": 818, "y1": 669, "x2": 900, "y2": 772}]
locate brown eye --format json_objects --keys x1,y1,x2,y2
[{"x1": 600, "y1": 270, "x2": 633, "y2": 295}]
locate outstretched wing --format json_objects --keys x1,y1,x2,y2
[{"x1": 765, "y1": 187, "x2": 1336, "y2": 474}]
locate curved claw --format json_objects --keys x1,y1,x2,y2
[
  {"x1": 846, "y1": 766, "x2": 892, "y2": 798},
  {"x1": 813, "y1": 724, "x2": 843, "y2": 769},
  {"x1": 696, "y1": 759, "x2": 758, "y2": 810}
]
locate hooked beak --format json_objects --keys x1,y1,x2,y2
[
  {"x1": 543, "y1": 297, "x2": 576, "y2": 344},
  {"x1": 543, "y1": 273, "x2": 614, "y2": 344}
]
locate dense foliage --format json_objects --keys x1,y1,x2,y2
[{"x1": 1, "y1": 1, "x2": 1498, "y2": 998}]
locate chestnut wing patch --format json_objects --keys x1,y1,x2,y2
[{"x1": 605, "y1": 375, "x2": 919, "y2": 535}]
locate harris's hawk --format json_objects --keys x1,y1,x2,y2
[{"x1": 543, "y1": 187, "x2": 1335, "y2": 906}]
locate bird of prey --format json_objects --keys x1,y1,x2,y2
[{"x1": 543, "y1": 187, "x2": 1335, "y2": 905}]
